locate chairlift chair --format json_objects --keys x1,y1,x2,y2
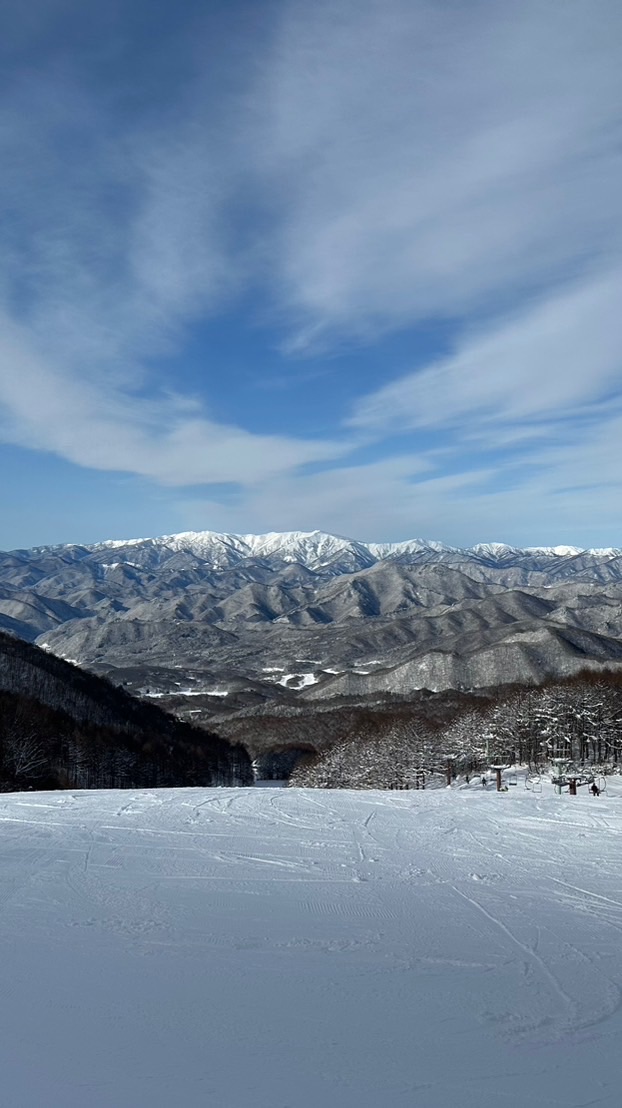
[{"x1": 525, "y1": 773, "x2": 542, "y2": 794}]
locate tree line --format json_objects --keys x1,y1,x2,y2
[{"x1": 290, "y1": 672, "x2": 622, "y2": 789}]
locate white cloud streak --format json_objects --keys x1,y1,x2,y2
[
  {"x1": 350, "y1": 268, "x2": 622, "y2": 432},
  {"x1": 179, "y1": 415, "x2": 622, "y2": 550},
  {"x1": 254, "y1": 0, "x2": 622, "y2": 339},
  {"x1": 0, "y1": 314, "x2": 346, "y2": 485}
]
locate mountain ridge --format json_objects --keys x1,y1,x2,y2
[
  {"x1": 3, "y1": 529, "x2": 622, "y2": 706},
  {"x1": 12, "y1": 528, "x2": 622, "y2": 564}
]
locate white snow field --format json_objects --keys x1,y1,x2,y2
[{"x1": 1, "y1": 783, "x2": 622, "y2": 1107}]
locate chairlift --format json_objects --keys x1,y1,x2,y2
[{"x1": 525, "y1": 773, "x2": 542, "y2": 794}]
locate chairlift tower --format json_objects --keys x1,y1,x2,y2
[
  {"x1": 550, "y1": 757, "x2": 596, "y2": 795},
  {"x1": 489, "y1": 764, "x2": 508, "y2": 792},
  {"x1": 551, "y1": 757, "x2": 571, "y2": 795}
]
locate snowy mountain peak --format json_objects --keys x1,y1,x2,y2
[
  {"x1": 368, "y1": 537, "x2": 456, "y2": 557},
  {"x1": 155, "y1": 529, "x2": 367, "y2": 567},
  {"x1": 525, "y1": 545, "x2": 584, "y2": 557},
  {"x1": 470, "y1": 542, "x2": 519, "y2": 556}
]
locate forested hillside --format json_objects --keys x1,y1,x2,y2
[
  {"x1": 290, "y1": 672, "x2": 622, "y2": 789},
  {"x1": 0, "y1": 632, "x2": 252, "y2": 791}
]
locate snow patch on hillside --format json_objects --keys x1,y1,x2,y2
[{"x1": 277, "y1": 672, "x2": 319, "y2": 688}]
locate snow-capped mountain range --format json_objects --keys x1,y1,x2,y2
[
  {"x1": 25, "y1": 528, "x2": 622, "y2": 571},
  {"x1": 3, "y1": 528, "x2": 622, "y2": 705}
]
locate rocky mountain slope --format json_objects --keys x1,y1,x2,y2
[{"x1": 1, "y1": 530, "x2": 622, "y2": 706}]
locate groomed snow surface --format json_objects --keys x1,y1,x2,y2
[{"x1": 1, "y1": 782, "x2": 621, "y2": 1107}]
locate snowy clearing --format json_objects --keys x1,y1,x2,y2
[
  {"x1": 276, "y1": 672, "x2": 319, "y2": 688},
  {"x1": 141, "y1": 687, "x2": 229, "y2": 698},
  {"x1": 1, "y1": 783, "x2": 621, "y2": 1106}
]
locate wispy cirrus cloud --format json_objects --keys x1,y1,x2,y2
[
  {"x1": 349, "y1": 268, "x2": 622, "y2": 434},
  {"x1": 0, "y1": 313, "x2": 346, "y2": 485},
  {"x1": 179, "y1": 413, "x2": 622, "y2": 550},
  {"x1": 253, "y1": 0, "x2": 622, "y2": 342},
  {"x1": 0, "y1": 0, "x2": 621, "y2": 546}
]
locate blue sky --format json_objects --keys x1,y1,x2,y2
[{"x1": 1, "y1": 0, "x2": 622, "y2": 550}]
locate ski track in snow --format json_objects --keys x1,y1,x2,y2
[{"x1": 0, "y1": 784, "x2": 622, "y2": 1106}]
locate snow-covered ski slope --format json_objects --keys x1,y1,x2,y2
[{"x1": 1, "y1": 783, "x2": 621, "y2": 1107}]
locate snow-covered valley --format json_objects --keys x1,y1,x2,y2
[{"x1": 1, "y1": 782, "x2": 621, "y2": 1106}]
